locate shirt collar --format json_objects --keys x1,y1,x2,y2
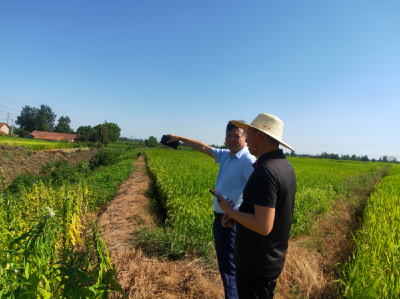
[
  {"x1": 257, "y1": 149, "x2": 285, "y2": 164},
  {"x1": 232, "y1": 147, "x2": 249, "y2": 159}
]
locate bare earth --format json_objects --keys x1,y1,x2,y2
[{"x1": 97, "y1": 156, "x2": 224, "y2": 298}]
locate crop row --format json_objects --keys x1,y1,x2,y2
[
  {"x1": 143, "y1": 149, "x2": 387, "y2": 257},
  {"x1": 0, "y1": 149, "x2": 140, "y2": 297},
  {"x1": 340, "y1": 166, "x2": 400, "y2": 298}
]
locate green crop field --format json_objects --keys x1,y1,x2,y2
[
  {"x1": 340, "y1": 165, "x2": 400, "y2": 298},
  {"x1": 0, "y1": 136, "x2": 80, "y2": 151},
  {"x1": 0, "y1": 149, "x2": 140, "y2": 297},
  {"x1": 140, "y1": 149, "x2": 389, "y2": 258},
  {"x1": 108, "y1": 140, "x2": 142, "y2": 150}
]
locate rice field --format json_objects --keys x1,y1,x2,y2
[
  {"x1": 141, "y1": 149, "x2": 387, "y2": 257},
  {"x1": 108, "y1": 140, "x2": 141, "y2": 150},
  {"x1": 340, "y1": 165, "x2": 400, "y2": 298},
  {"x1": 0, "y1": 136, "x2": 80, "y2": 151}
]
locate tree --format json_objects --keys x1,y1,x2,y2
[
  {"x1": 35, "y1": 105, "x2": 57, "y2": 131},
  {"x1": 145, "y1": 136, "x2": 158, "y2": 147},
  {"x1": 361, "y1": 155, "x2": 369, "y2": 162},
  {"x1": 290, "y1": 150, "x2": 297, "y2": 157},
  {"x1": 388, "y1": 156, "x2": 398, "y2": 163},
  {"x1": 380, "y1": 156, "x2": 388, "y2": 162},
  {"x1": 15, "y1": 104, "x2": 56, "y2": 132},
  {"x1": 106, "y1": 123, "x2": 121, "y2": 143},
  {"x1": 15, "y1": 106, "x2": 37, "y2": 132},
  {"x1": 55, "y1": 116, "x2": 73, "y2": 133},
  {"x1": 76, "y1": 126, "x2": 95, "y2": 142}
]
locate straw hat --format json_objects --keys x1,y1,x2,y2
[{"x1": 231, "y1": 113, "x2": 295, "y2": 152}]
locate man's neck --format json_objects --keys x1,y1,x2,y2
[{"x1": 256, "y1": 145, "x2": 279, "y2": 158}]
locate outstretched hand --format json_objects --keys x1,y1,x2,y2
[{"x1": 164, "y1": 134, "x2": 180, "y2": 143}]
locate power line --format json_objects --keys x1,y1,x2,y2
[
  {"x1": 0, "y1": 109, "x2": 18, "y2": 117},
  {"x1": 0, "y1": 104, "x2": 19, "y2": 112}
]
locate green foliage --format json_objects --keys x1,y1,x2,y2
[
  {"x1": 340, "y1": 166, "x2": 400, "y2": 298},
  {"x1": 0, "y1": 150, "x2": 141, "y2": 296},
  {"x1": 0, "y1": 135, "x2": 80, "y2": 150},
  {"x1": 76, "y1": 126, "x2": 95, "y2": 142},
  {"x1": 91, "y1": 123, "x2": 121, "y2": 145},
  {"x1": 16, "y1": 104, "x2": 57, "y2": 132},
  {"x1": 89, "y1": 149, "x2": 124, "y2": 169},
  {"x1": 104, "y1": 123, "x2": 121, "y2": 143},
  {"x1": 7, "y1": 173, "x2": 40, "y2": 194},
  {"x1": 145, "y1": 136, "x2": 158, "y2": 147},
  {"x1": 140, "y1": 150, "x2": 388, "y2": 258},
  {"x1": 54, "y1": 116, "x2": 73, "y2": 133},
  {"x1": 289, "y1": 157, "x2": 386, "y2": 237}
]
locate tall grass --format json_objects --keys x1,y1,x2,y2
[
  {"x1": 0, "y1": 150, "x2": 141, "y2": 297},
  {"x1": 340, "y1": 166, "x2": 400, "y2": 298}
]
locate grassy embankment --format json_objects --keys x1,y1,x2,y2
[
  {"x1": 0, "y1": 149, "x2": 141, "y2": 297},
  {"x1": 0, "y1": 136, "x2": 80, "y2": 151}
]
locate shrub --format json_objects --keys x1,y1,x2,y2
[
  {"x1": 125, "y1": 145, "x2": 138, "y2": 151},
  {"x1": 89, "y1": 149, "x2": 123, "y2": 169},
  {"x1": 7, "y1": 173, "x2": 40, "y2": 193},
  {"x1": 40, "y1": 161, "x2": 55, "y2": 175}
]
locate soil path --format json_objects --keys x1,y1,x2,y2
[
  {"x1": 39, "y1": 147, "x2": 91, "y2": 153},
  {"x1": 97, "y1": 155, "x2": 224, "y2": 298}
]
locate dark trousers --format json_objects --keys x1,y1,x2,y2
[
  {"x1": 213, "y1": 219, "x2": 238, "y2": 299},
  {"x1": 236, "y1": 267, "x2": 278, "y2": 299}
]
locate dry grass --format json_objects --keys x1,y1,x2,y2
[
  {"x1": 112, "y1": 249, "x2": 223, "y2": 299},
  {"x1": 96, "y1": 156, "x2": 224, "y2": 298}
]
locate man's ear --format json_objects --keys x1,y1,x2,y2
[{"x1": 257, "y1": 131, "x2": 263, "y2": 141}]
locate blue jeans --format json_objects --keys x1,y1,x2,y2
[{"x1": 213, "y1": 218, "x2": 238, "y2": 299}]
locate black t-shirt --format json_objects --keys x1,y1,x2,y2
[{"x1": 233, "y1": 149, "x2": 297, "y2": 277}]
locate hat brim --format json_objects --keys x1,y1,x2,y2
[{"x1": 231, "y1": 120, "x2": 295, "y2": 152}]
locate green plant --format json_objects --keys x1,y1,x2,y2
[{"x1": 89, "y1": 149, "x2": 123, "y2": 169}]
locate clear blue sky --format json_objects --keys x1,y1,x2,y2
[{"x1": 1, "y1": 1, "x2": 399, "y2": 160}]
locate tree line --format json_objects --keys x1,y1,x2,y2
[
  {"x1": 287, "y1": 151, "x2": 398, "y2": 163},
  {"x1": 13, "y1": 104, "x2": 121, "y2": 145},
  {"x1": 15, "y1": 105, "x2": 73, "y2": 135}
]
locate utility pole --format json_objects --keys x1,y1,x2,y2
[
  {"x1": 11, "y1": 119, "x2": 14, "y2": 135},
  {"x1": 7, "y1": 113, "x2": 9, "y2": 126},
  {"x1": 100, "y1": 122, "x2": 103, "y2": 150}
]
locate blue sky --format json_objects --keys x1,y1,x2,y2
[{"x1": 1, "y1": 1, "x2": 399, "y2": 159}]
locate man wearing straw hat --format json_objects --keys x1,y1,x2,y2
[
  {"x1": 216, "y1": 113, "x2": 297, "y2": 299},
  {"x1": 165, "y1": 121, "x2": 256, "y2": 299}
]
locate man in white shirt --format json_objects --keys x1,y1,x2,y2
[{"x1": 165, "y1": 121, "x2": 256, "y2": 299}]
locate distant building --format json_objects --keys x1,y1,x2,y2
[
  {"x1": 0, "y1": 123, "x2": 10, "y2": 135},
  {"x1": 24, "y1": 131, "x2": 78, "y2": 142},
  {"x1": 305, "y1": 155, "x2": 315, "y2": 158}
]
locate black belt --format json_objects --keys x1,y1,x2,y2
[{"x1": 214, "y1": 212, "x2": 224, "y2": 220}]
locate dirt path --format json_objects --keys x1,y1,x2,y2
[
  {"x1": 97, "y1": 155, "x2": 224, "y2": 298},
  {"x1": 39, "y1": 147, "x2": 91, "y2": 153}
]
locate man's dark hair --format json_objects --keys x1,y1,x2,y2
[
  {"x1": 226, "y1": 121, "x2": 239, "y2": 132},
  {"x1": 226, "y1": 121, "x2": 247, "y2": 136},
  {"x1": 252, "y1": 127, "x2": 280, "y2": 145}
]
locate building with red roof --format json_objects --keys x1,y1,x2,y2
[{"x1": 24, "y1": 131, "x2": 78, "y2": 142}]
